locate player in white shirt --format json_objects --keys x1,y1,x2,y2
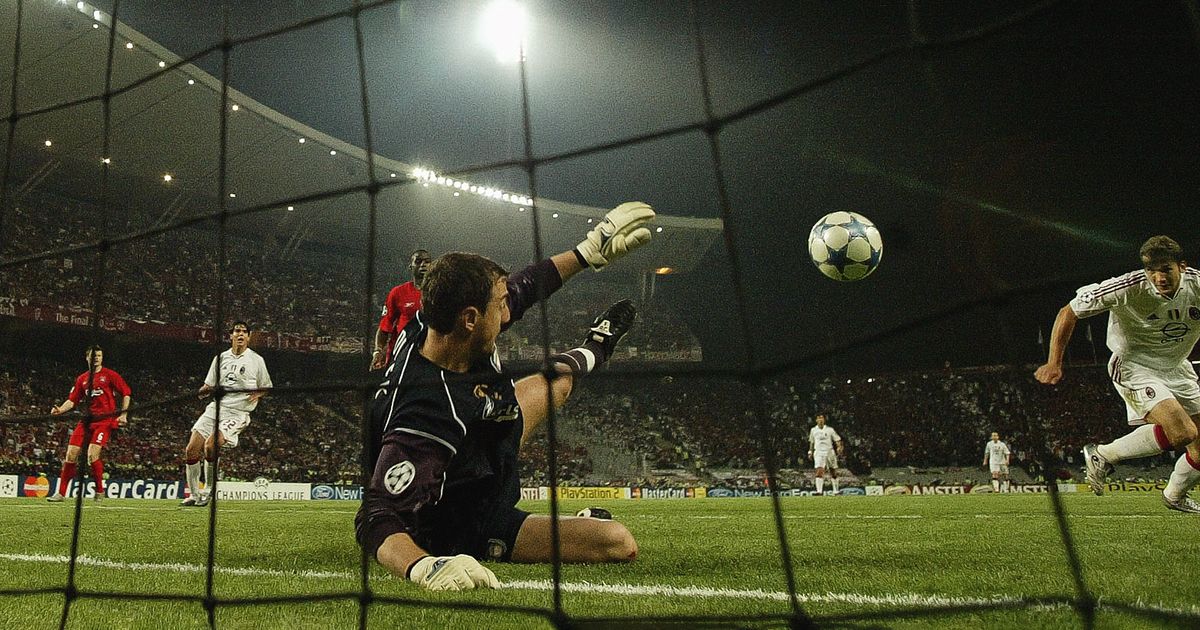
[
  {"x1": 1035, "y1": 236, "x2": 1200, "y2": 514},
  {"x1": 983, "y1": 432, "x2": 1011, "y2": 493},
  {"x1": 181, "y1": 321, "x2": 272, "y2": 506},
  {"x1": 807, "y1": 414, "x2": 844, "y2": 495}
]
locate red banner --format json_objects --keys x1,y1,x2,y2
[{"x1": 0, "y1": 296, "x2": 363, "y2": 354}]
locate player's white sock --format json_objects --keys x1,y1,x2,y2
[
  {"x1": 1164, "y1": 452, "x2": 1200, "y2": 502},
  {"x1": 203, "y1": 460, "x2": 215, "y2": 492},
  {"x1": 186, "y1": 460, "x2": 201, "y2": 497},
  {"x1": 992, "y1": 479, "x2": 999, "y2": 492},
  {"x1": 831, "y1": 477, "x2": 839, "y2": 493},
  {"x1": 815, "y1": 477, "x2": 824, "y2": 494},
  {"x1": 1002, "y1": 479, "x2": 1011, "y2": 493},
  {"x1": 1096, "y1": 424, "x2": 1168, "y2": 463}
]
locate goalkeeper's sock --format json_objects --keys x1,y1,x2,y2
[
  {"x1": 831, "y1": 477, "x2": 839, "y2": 493},
  {"x1": 1002, "y1": 479, "x2": 1010, "y2": 493},
  {"x1": 1097, "y1": 424, "x2": 1169, "y2": 463},
  {"x1": 992, "y1": 479, "x2": 999, "y2": 492},
  {"x1": 1164, "y1": 452, "x2": 1200, "y2": 502},
  {"x1": 186, "y1": 458, "x2": 201, "y2": 497},
  {"x1": 90, "y1": 460, "x2": 104, "y2": 494},
  {"x1": 815, "y1": 477, "x2": 824, "y2": 494},
  {"x1": 58, "y1": 462, "x2": 77, "y2": 496}
]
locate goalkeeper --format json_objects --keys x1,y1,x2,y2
[{"x1": 356, "y1": 202, "x2": 654, "y2": 591}]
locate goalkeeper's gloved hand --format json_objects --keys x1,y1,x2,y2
[
  {"x1": 407, "y1": 554, "x2": 500, "y2": 591},
  {"x1": 587, "y1": 299, "x2": 637, "y2": 356},
  {"x1": 575, "y1": 202, "x2": 655, "y2": 271}
]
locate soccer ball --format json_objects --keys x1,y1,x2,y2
[{"x1": 807, "y1": 211, "x2": 883, "y2": 281}]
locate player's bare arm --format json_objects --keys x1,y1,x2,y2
[
  {"x1": 198, "y1": 383, "x2": 214, "y2": 399},
  {"x1": 117, "y1": 395, "x2": 130, "y2": 426},
  {"x1": 371, "y1": 327, "x2": 393, "y2": 370},
  {"x1": 1034, "y1": 304, "x2": 1078, "y2": 384},
  {"x1": 51, "y1": 400, "x2": 75, "y2": 415}
]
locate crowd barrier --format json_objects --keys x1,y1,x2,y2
[{"x1": 0, "y1": 478, "x2": 1161, "y2": 500}]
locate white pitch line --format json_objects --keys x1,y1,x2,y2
[
  {"x1": 2, "y1": 552, "x2": 1199, "y2": 618},
  {"x1": 973, "y1": 514, "x2": 1172, "y2": 519}
]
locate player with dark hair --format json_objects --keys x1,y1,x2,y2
[
  {"x1": 371, "y1": 249, "x2": 432, "y2": 370},
  {"x1": 181, "y1": 321, "x2": 272, "y2": 507},
  {"x1": 983, "y1": 431, "x2": 1011, "y2": 493},
  {"x1": 1036, "y1": 235, "x2": 1200, "y2": 513},
  {"x1": 356, "y1": 201, "x2": 654, "y2": 591},
  {"x1": 46, "y1": 345, "x2": 131, "y2": 502},
  {"x1": 808, "y1": 413, "x2": 844, "y2": 495}
]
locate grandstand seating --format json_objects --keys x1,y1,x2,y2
[{"x1": 1, "y1": 344, "x2": 1176, "y2": 488}]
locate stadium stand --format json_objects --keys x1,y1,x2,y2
[{"x1": 2, "y1": 343, "x2": 1175, "y2": 489}]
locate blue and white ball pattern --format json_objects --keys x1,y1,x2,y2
[{"x1": 808, "y1": 211, "x2": 883, "y2": 281}]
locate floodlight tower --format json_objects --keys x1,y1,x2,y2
[{"x1": 479, "y1": 0, "x2": 530, "y2": 63}]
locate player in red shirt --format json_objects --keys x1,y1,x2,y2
[
  {"x1": 46, "y1": 345, "x2": 131, "y2": 502},
  {"x1": 370, "y1": 249, "x2": 431, "y2": 370}
]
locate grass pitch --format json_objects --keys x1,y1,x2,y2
[{"x1": 1, "y1": 494, "x2": 1197, "y2": 629}]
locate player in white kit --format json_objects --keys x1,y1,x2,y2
[
  {"x1": 808, "y1": 414, "x2": 844, "y2": 495},
  {"x1": 983, "y1": 432, "x2": 1011, "y2": 493},
  {"x1": 181, "y1": 321, "x2": 272, "y2": 506},
  {"x1": 1035, "y1": 236, "x2": 1200, "y2": 513}
]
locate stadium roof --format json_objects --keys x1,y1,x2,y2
[{"x1": 0, "y1": 0, "x2": 722, "y2": 275}]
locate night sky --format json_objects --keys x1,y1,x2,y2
[{"x1": 29, "y1": 0, "x2": 1200, "y2": 373}]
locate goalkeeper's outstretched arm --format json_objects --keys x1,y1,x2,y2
[{"x1": 519, "y1": 300, "x2": 637, "y2": 446}]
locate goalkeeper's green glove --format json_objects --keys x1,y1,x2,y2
[
  {"x1": 575, "y1": 201, "x2": 655, "y2": 271},
  {"x1": 406, "y1": 554, "x2": 501, "y2": 591}
]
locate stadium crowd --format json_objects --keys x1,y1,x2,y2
[
  {"x1": 0, "y1": 191, "x2": 700, "y2": 356},
  {"x1": 0, "y1": 342, "x2": 1167, "y2": 488}
]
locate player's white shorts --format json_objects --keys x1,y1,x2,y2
[
  {"x1": 1109, "y1": 357, "x2": 1200, "y2": 424},
  {"x1": 989, "y1": 464, "x2": 1008, "y2": 476},
  {"x1": 813, "y1": 450, "x2": 837, "y2": 470},
  {"x1": 191, "y1": 403, "x2": 251, "y2": 447}
]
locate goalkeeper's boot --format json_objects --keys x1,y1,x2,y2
[
  {"x1": 46, "y1": 493, "x2": 64, "y2": 503},
  {"x1": 576, "y1": 507, "x2": 613, "y2": 519},
  {"x1": 587, "y1": 300, "x2": 636, "y2": 356},
  {"x1": 1081, "y1": 444, "x2": 1111, "y2": 496},
  {"x1": 1162, "y1": 492, "x2": 1200, "y2": 514}
]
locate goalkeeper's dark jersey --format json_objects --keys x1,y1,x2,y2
[{"x1": 357, "y1": 258, "x2": 563, "y2": 557}]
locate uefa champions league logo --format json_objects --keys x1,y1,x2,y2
[{"x1": 384, "y1": 461, "x2": 415, "y2": 495}]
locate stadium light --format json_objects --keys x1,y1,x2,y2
[{"x1": 479, "y1": 0, "x2": 529, "y2": 63}]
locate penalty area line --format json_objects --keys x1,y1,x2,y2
[{"x1": 1, "y1": 552, "x2": 1198, "y2": 617}]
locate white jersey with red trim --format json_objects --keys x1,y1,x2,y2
[
  {"x1": 984, "y1": 440, "x2": 1010, "y2": 464},
  {"x1": 1069, "y1": 268, "x2": 1200, "y2": 372},
  {"x1": 809, "y1": 425, "x2": 841, "y2": 453}
]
